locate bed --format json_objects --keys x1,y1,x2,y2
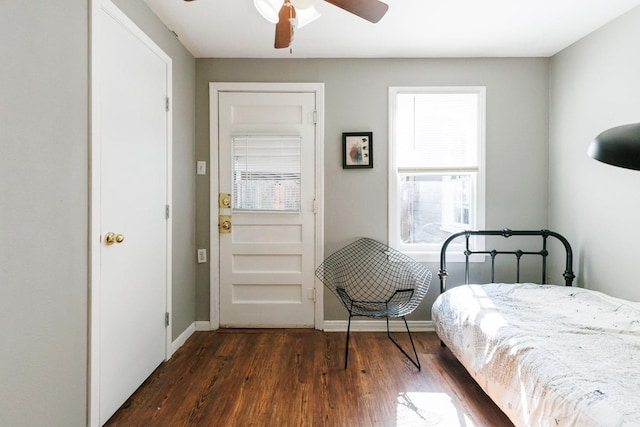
[{"x1": 432, "y1": 229, "x2": 640, "y2": 427}]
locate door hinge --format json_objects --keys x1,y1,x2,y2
[
  {"x1": 308, "y1": 288, "x2": 316, "y2": 302},
  {"x1": 312, "y1": 110, "x2": 318, "y2": 124},
  {"x1": 165, "y1": 204, "x2": 170, "y2": 219},
  {"x1": 165, "y1": 312, "x2": 170, "y2": 327},
  {"x1": 165, "y1": 97, "x2": 170, "y2": 112},
  {"x1": 312, "y1": 198, "x2": 317, "y2": 214}
]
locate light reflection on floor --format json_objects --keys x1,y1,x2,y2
[{"x1": 397, "y1": 392, "x2": 475, "y2": 427}]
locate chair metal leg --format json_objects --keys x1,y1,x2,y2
[
  {"x1": 386, "y1": 316, "x2": 421, "y2": 370},
  {"x1": 344, "y1": 314, "x2": 352, "y2": 369}
]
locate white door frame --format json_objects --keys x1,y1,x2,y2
[
  {"x1": 209, "y1": 82, "x2": 324, "y2": 330},
  {"x1": 89, "y1": 1, "x2": 173, "y2": 425}
]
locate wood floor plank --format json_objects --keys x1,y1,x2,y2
[{"x1": 105, "y1": 330, "x2": 514, "y2": 427}]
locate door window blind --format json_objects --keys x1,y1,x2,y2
[{"x1": 232, "y1": 135, "x2": 302, "y2": 211}]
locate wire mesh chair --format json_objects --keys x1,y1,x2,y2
[{"x1": 315, "y1": 238, "x2": 432, "y2": 369}]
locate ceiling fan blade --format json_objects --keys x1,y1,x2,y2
[
  {"x1": 275, "y1": 2, "x2": 296, "y2": 49},
  {"x1": 324, "y1": 0, "x2": 388, "y2": 23}
]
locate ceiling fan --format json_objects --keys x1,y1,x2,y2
[
  {"x1": 271, "y1": 0, "x2": 388, "y2": 49},
  {"x1": 183, "y1": 0, "x2": 389, "y2": 50}
]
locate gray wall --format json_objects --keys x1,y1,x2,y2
[
  {"x1": 0, "y1": 1, "x2": 89, "y2": 425},
  {"x1": 0, "y1": 1, "x2": 196, "y2": 425},
  {"x1": 196, "y1": 57, "x2": 551, "y2": 321},
  {"x1": 549, "y1": 6, "x2": 640, "y2": 300}
]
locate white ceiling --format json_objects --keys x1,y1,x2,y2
[{"x1": 143, "y1": 0, "x2": 640, "y2": 59}]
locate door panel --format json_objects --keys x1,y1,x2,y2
[
  {"x1": 218, "y1": 91, "x2": 316, "y2": 327},
  {"x1": 97, "y1": 4, "x2": 169, "y2": 424}
]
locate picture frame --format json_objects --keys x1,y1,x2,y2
[{"x1": 342, "y1": 132, "x2": 373, "y2": 169}]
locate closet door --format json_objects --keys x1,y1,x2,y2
[{"x1": 91, "y1": 1, "x2": 172, "y2": 424}]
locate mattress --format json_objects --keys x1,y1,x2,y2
[{"x1": 432, "y1": 283, "x2": 640, "y2": 427}]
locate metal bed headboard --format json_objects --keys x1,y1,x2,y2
[{"x1": 438, "y1": 229, "x2": 575, "y2": 293}]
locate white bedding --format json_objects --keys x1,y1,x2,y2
[{"x1": 432, "y1": 283, "x2": 640, "y2": 427}]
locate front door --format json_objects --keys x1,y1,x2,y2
[
  {"x1": 92, "y1": 2, "x2": 171, "y2": 424},
  {"x1": 215, "y1": 89, "x2": 318, "y2": 327}
]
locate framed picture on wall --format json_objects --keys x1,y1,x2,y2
[{"x1": 342, "y1": 132, "x2": 373, "y2": 169}]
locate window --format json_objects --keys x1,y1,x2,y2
[
  {"x1": 232, "y1": 135, "x2": 301, "y2": 211},
  {"x1": 389, "y1": 87, "x2": 485, "y2": 261}
]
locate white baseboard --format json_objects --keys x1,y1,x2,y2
[
  {"x1": 169, "y1": 322, "x2": 195, "y2": 357},
  {"x1": 323, "y1": 319, "x2": 434, "y2": 332},
  {"x1": 169, "y1": 321, "x2": 212, "y2": 357},
  {"x1": 195, "y1": 320, "x2": 211, "y2": 331}
]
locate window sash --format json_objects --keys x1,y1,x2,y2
[
  {"x1": 397, "y1": 172, "x2": 477, "y2": 248},
  {"x1": 389, "y1": 87, "x2": 486, "y2": 261}
]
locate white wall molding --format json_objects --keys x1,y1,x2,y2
[
  {"x1": 323, "y1": 319, "x2": 434, "y2": 332},
  {"x1": 195, "y1": 321, "x2": 212, "y2": 331},
  {"x1": 169, "y1": 321, "x2": 211, "y2": 357},
  {"x1": 170, "y1": 322, "x2": 195, "y2": 357}
]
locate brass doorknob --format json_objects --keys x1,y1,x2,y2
[
  {"x1": 105, "y1": 232, "x2": 125, "y2": 246},
  {"x1": 219, "y1": 215, "x2": 232, "y2": 233}
]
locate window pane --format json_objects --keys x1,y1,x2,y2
[
  {"x1": 396, "y1": 93, "x2": 479, "y2": 168},
  {"x1": 232, "y1": 136, "x2": 301, "y2": 211},
  {"x1": 399, "y1": 173, "x2": 475, "y2": 244}
]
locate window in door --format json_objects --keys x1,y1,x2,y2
[
  {"x1": 389, "y1": 87, "x2": 486, "y2": 261},
  {"x1": 232, "y1": 135, "x2": 302, "y2": 212}
]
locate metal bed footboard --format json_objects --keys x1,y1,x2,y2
[{"x1": 438, "y1": 229, "x2": 575, "y2": 293}]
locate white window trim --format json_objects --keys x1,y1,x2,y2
[{"x1": 388, "y1": 86, "x2": 486, "y2": 262}]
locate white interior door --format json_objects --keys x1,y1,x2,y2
[
  {"x1": 217, "y1": 90, "x2": 317, "y2": 327},
  {"x1": 92, "y1": 2, "x2": 171, "y2": 425}
]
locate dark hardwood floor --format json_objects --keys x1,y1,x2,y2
[{"x1": 105, "y1": 330, "x2": 513, "y2": 426}]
